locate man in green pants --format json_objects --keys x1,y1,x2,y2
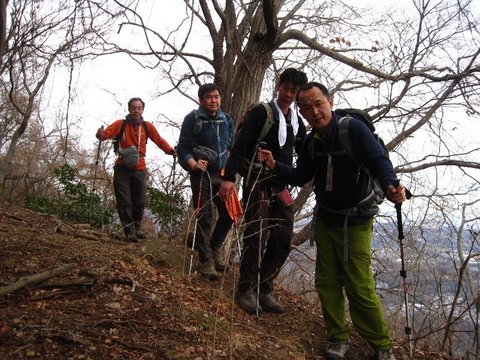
[{"x1": 257, "y1": 82, "x2": 406, "y2": 360}]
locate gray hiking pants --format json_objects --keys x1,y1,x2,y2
[{"x1": 113, "y1": 165, "x2": 147, "y2": 235}]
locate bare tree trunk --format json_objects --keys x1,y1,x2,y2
[{"x1": 0, "y1": 0, "x2": 7, "y2": 70}]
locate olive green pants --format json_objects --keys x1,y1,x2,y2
[{"x1": 314, "y1": 217, "x2": 392, "y2": 349}]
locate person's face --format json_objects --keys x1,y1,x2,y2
[
  {"x1": 276, "y1": 81, "x2": 301, "y2": 109},
  {"x1": 200, "y1": 90, "x2": 221, "y2": 115},
  {"x1": 297, "y1": 87, "x2": 334, "y2": 131},
  {"x1": 128, "y1": 100, "x2": 144, "y2": 121}
]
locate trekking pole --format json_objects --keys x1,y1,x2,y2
[
  {"x1": 393, "y1": 180, "x2": 413, "y2": 360},
  {"x1": 256, "y1": 189, "x2": 264, "y2": 320},
  {"x1": 92, "y1": 126, "x2": 103, "y2": 193},
  {"x1": 188, "y1": 170, "x2": 204, "y2": 276},
  {"x1": 256, "y1": 141, "x2": 268, "y2": 320},
  {"x1": 169, "y1": 148, "x2": 177, "y2": 241}
]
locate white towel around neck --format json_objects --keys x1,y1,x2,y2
[{"x1": 274, "y1": 98, "x2": 299, "y2": 147}]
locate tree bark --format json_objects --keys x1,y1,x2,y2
[{"x1": 0, "y1": 0, "x2": 7, "y2": 70}]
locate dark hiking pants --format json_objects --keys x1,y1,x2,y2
[
  {"x1": 113, "y1": 165, "x2": 146, "y2": 235},
  {"x1": 190, "y1": 171, "x2": 233, "y2": 263},
  {"x1": 238, "y1": 181, "x2": 294, "y2": 294}
]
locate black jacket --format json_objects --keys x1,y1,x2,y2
[
  {"x1": 223, "y1": 99, "x2": 306, "y2": 186},
  {"x1": 275, "y1": 110, "x2": 397, "y2": 226}
]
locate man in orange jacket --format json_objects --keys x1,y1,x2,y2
[{"x1": 96, "y1": 97, "x2": 176, "y2": 242}]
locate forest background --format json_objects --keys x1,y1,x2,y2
[{"x1": 0, "y1": 0, "x2": 479, "y2": 358}]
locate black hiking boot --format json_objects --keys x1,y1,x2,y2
[
  {"x1": 124, "y1": 227, "x2": 138, "y2": 243},
  {"x1": 236, "y1": 291, "x2": 261, "y2": 314},
  {"x1": 198, "y1": 259, "x2": 219, "y2": 280},
  {"x1": 212, "y1": 249, "x2": 227, "y2": 271},
  {"x1": 259, "y1": 292, "x2": 285, "y2": 313},
  {"x1": 134, "y1": 222, "x2": 146, "y2": 240},
  {"x1": 126, "y1": 233, "x2": 138, "y2": 243},
  {"x1": 135, "y1": 230, "x2": 147, "y2": 240}
]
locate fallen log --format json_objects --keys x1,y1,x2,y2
[{"x1": 0, "y1": 263, "x2": 75, "y2": 297}]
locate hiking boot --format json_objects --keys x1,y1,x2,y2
[
  {"x1": 126, "y1": 233, "x2": 138, "y2": 243},
  {"x1": 198, "y1": 260, "x2": 219, "y2": 280},
  {"x1": 212, "y1": 249, "x2": 227, "y2": 271},
  {"x1": 326, "y1": 340, "x2": 350, "y2": 360},
  {"x1": 236, "y1": 291, "x2": 261, "y2": 314},
  {"x1": 135, "y1": 230, "x2": 147, "y2": 239},
  {"x1": 374, "y1": 348, "x2": 396, "y2": 360},
  {"x1": 259, "y1": 292, "x2": 285, "y2": 313}
]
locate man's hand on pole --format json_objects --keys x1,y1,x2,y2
[
  {"x1": 96, "y1": 127, "x2": 105, "y2": 140},
  {"x1": 257, "y1": 148, "x2": 276, "y2": 170},
  {"x1": 193, "y1": 159, "x2": 208, "y2": 172},
  {"x1": 387, "y1": 182, "x2": 406, "y2": 204}
]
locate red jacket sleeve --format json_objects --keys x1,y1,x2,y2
[{"x1": 102, "y1": 120, "x2": 123, "y2": 140}]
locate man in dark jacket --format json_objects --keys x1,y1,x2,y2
[
  {"x1": 177, "y1": 84, "x2": 234, "y2": 280},
  {"x1": 219, "y1": 68, "x2": 308, "y2": 314},
  {"x1": 257, "y1": 82, "x2": 405, "y2": 360}
]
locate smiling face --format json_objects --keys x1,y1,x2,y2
[
  {"x1": 297, "y1": 86, "x2": 334, "y2": 133},
  {"x1": 200, "y1": 89, "x2": 221, "y2": 116},
  {"x1": 128, "y1": 100, "x2": 144, "y2": 121},
  {"x1": 276, "y1": 81, "x2": 301, "y2": 111}
]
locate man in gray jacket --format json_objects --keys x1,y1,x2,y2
[{"x1": 177, "y1": 84, "x2": 234, "y2": 280}]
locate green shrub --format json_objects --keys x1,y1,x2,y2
[
  {"x1": 146, "y1": 186, "x2": 185, "y2": 234},
  {"x1": 25, "y1": 164, "x2": 114, "y2": 228}
]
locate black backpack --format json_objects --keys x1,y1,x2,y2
[
  {"x1": 112, "y1": 120, "x2": 149, "y2": 154},
  {"x1": 335, "y1": 108, "x2": 389, "y2": 206},
  {"x1": 308, "y1": 108, "x2": 389, "y2": 216}
]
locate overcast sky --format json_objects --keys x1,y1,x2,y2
[{"x1": 43, "y1": 0, "x2": 457, "y2": 155}]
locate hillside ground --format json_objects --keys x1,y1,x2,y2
[{"x1": 0, "y1": 203, "x2": 448, "y2": 359}]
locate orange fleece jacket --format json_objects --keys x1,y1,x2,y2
[{"x1": 102, "y1": 119, "x2": 174, "y2": 170}]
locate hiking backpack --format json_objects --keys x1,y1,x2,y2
[
  {"x1": 188, "y1": 103, "x2": 274, "y2": 182},
  {"x1": 336, "y1": 108, "x2": 389, "y2": 206},
  {"x1": 191, "y1": 102, "x2": 273, "y2": 144},
  {"x1": 236, "y1": 102, "x2": 275, "y2": 184},
  {"x1": 177, "y1": 110, "x2": 232, "y2": 170},
  {"x1": 234, "y1": 102, "x2": 274, "y2": 143},
  {"x1": 191, "y1": 110, "x2": 229, "y2": 137},
  {"x1": 112, "y1": 120, "x2": 149, "y2": 154}
]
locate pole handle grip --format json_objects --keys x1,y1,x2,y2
[
  {"x1": 393, "y1": 179, "x2": 413, "y2": 200},
  {"x1": 258, "y1": 142, "x2": 268, "y2": 167}
]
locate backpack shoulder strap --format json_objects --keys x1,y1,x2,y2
[
  {"x1": 122, "y1": 120, "x2": 149, "y2": 141},
  {"x1": 336, "y1": 108, "x2": 375, "y2": 132},
  {"x1": 243, "y1": 103, "x2": 275, "y2": 186},
  {"x1": 141, "y1": 121, "x2": 149, "y2": 143},
  {"x1": 191, "y1": 109, "x2": 226, "y2": 137},
  {"x1": 192, "y1": 110, "x2": 202, "y2": 136},
  {"x1": 337, "y1": 115, "x2": 360, "y2": 166},
  {"x1": 113, "y1": 120, "x2": 127, "y2": 154},
  {"x1": 119, "y1": 119, "x2": 127, "y2": 138},
  {"x1": 256, "y1": 103, "x2": 274, "y2": 143}
]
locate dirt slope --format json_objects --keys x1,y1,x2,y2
[{"x1": 0, "y1": 203, "x2": 447, "y2": 360}]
